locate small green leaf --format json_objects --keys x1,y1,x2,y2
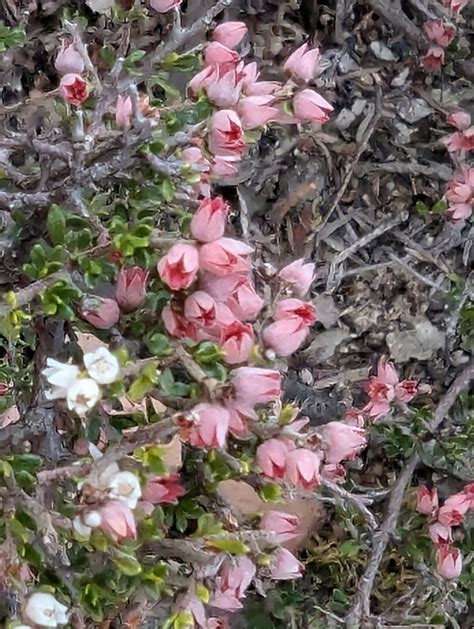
[
  {"x1": 47, "y1": 204, "x2": 66, "y2": 245},
  {"x1": 259, "y1": 482, "x2": 283, "y2": 503},
  {"x1": 128, "y1": 375, "x2": 154, "y2": 401},
  {"x1": 339, "y1": 540, "x2": 360, "y2": 558},
  {"x1": 112, "y1": 551, "x2": 142, "y2": 576},
  {"x1": 207, "y1": 537, "x2": 250, "y2": 555}
]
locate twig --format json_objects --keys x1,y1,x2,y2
[
  {"x1": 346, "y1": 361, "x2": 474, "y2": 627},
  {"x1": 387, "y1": 253, "x2": 444, "y2": 291},
  {"x1": 174, "y1": 345, "x2": 217, "y2": 395},
  {"x1": 320, "y1": 479, "x2": 379, "y2": 530},
  {"x1": 366, "y1": 0, "x2": 424, "y2": 42},
  {"x1": 0, "y1": 189, "x2": 52, "y2": 210},
  {"x1": 0, "y1": 271, "x2": 70, "y2": 316}
]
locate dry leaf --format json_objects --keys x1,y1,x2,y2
[{"x1": 0, "y1": 405, "x2": 20, "y2": 428}]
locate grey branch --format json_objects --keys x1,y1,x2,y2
[{"x1": 320, "y1": 479, "x2": 379, "y2": 530}]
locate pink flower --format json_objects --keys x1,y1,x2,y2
[
  {"x1": 182, "y1": 146, "x2": 211, "y2": 196},
  {"x1": 232, "y1": 367, "x2": 282, "y2": 405},
  {"x1": 285, "y1": 448, "x2": 320, "y2": 488},
  {"x1": 364, "y1": 360, "x2": 417, "y2": 420},
  {"x1": 423, "y1": 20, "x2": 456, "y2": 47},
  {"x1": 447, "y1": 204, "x2": 472, "y2": 222},
  {"x1": 237, "y1": 96, "x2": 280, "y2": 129},
  {"x1": 293, "y1": 89, "x2": 333, "y2": 123},
  {"x1": 441, "y1": 128, "x2": 474, "y2": 153},
  {"x1": 446, "y1": 170, "x2": 473, "y2": 205},
  {"x1": 262, "y1": 318, "x2": 310, "y2": 356},
  {"x1": 443, "y1": 0, "x2": 469, "y2": 15},
  {"x1": 284, "y1": 43, "x2": 321, "y2": 82},
  {"x1": 220, "y1": 321, "x2": 254, "y2": 364},
  {"x1": 321, "y1": 422, "x2": 367, "y2": 464},
  {"x1": 212, "y1": 556, "x2": 256, "y2": 611},
  {"x1": 270, "y1": 548, "x2": 303, "y2": 580},
  {"x1": 157, "y1": 243, "x2": 200, "y2": 290},
  {"x1": 429, "y1": 522, "x2": 453, "y2": 546},
  {"x1": 278, "y1": 259, "x2": 315, "y2": 297},
  {"x1": 206, "y1": 66, "x2": 243, "y2": 108},
  {"x1": 115, "y1": 95, "x2": 133, "y2": 130},
  {"x1": 59, "y1": 73, "x2": 89, "y2": 106},
  {"x1": 204, "y1": 42, "x2": 240, "y2": 66},
  {"x1": 436, "y1": 546, "x2": 462, "y2": 580},
  {"x1": 416, "y1": 486, "x2": 439, "y2": 517},
  {"x1": 79, "y1": 296, "x2": 120, "y2": 329},
  {"x1": 321, "y1": 463, "x2": 347, "y2": 483},
  {"x1": 141, "y1": 474, "x2": 185, "y2": 504},
  {"x1": 447, "y1": 109, "x2": 471, "y2": 131},
  {"x1": 210, "y1": 157, "x2": 240, "y2": 177},
  {"x1": 208, "y1": 110, "x2": 246, "y2": 160},
  {"x1": 188, "y1": 403, "x2": 230, "y2": 448},
  {"x1": 162, "y1": 304, "x2": 197, "y2": 340},
  {"x1": 55, "y1": 39, "x2": 84, "y2": 75},
  {"x1": 422, "y1": 46, "x2": 445, "y2": 72},
  {"x1": 260, "y1": 510, "x2": 299, "y2": 542},
  {"x1": 184, "y1": 291, "x2": 218, "y2": 329},
  {"x1": 256, "y1": 439, "x2": 289, "y2": 478},
  {"x1": 344, "y1": 408, "x2": 366, "y2": 427},
  {"x1": 438, "y1": 492, "x2": 471, "y2": 526},
  {"x1": 274, "y1": 298, "x2": 316, "y2": 326},
  {"x1": 116, "y1": 266, "x2": 149, "y2": 313},
  {"x1": 191, "y1": 196, "x2": 229, "y2": 242},
  {"x1": 150, "y1": 0, "x2": 182, "y2": 12},
  {"x1": 189, "y1": 65, "x2": 219, "y2": 97},
  {"x1": 213, "y1": 22, "x2": 248, "y2": 49},
  {"x1": 199, "y1": 237, "x2": 253, "y2": 277},
  {"x1": 202, "y1": 274, "x2": 263, "y2": 321},
  {"x1": 242, "y1": 62, "x2": 282, "y2": 96},
  {"x1": 226, "y1": 399, "x2": 251, "y2": 437},
  {"x1": 98, "y1": 501, "x2": 136, "y2": 542}
]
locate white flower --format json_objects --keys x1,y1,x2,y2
[
  {"x1": 42, "y1": 358, "x2": 80, "y2": 400},
  {"x1": 83, "y1": 510, "x2": 102, "y2": 528},
  {"x1": 107, "y1": 471, "x2": 142, "y2": 509},
  {"x1": 66, "y1": 378, "x2": 101, "y2": 417},
  {"x1": 84, "y1": 347, "x2": 120, "y2": 385},
  {"x1": 24, "y1": 592, "x2": 69, "y2": 628},
  {"x1": 72, "y1": 516, "x2": 92, "y2": 539}
]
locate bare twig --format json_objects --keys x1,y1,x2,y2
[
  {"x1": 0, "y1": 271, "x2": 71, "y2": 316},
  {"x1": 174, "y1": 345, "x2": 218, "y2": 395},
  {"x1": 320, "y1": 479, "x2": 379, "y2": 530},
  {"x1": 346, "y1": 361, "x2": 474, "y2": 627}
]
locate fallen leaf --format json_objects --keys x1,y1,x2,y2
[{"x1": 0, "y1": 405, "x2": 20, "y2": 428}]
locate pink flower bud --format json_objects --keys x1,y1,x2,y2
[
  {"x1": 321, "y1": 421, "x2": 367, "y2": 464},
  {"x1": 416, "y1": 486, "x2": 439, "y2": 517},
  {"x1": 189, "y1": 65, "x2": 219, "y2": 97},
  {"x1": 203, "y1": 275, "x2": 263, "y2": 321},
  {"x1": 422, "y1": 46, "x2": 445, "y2": 72},
  {"x1": 211, "y1": 556, "x2": 256, "y2": 611},
  {"x1": 237, "y1": 95, "x2": 280, "y2": 129},
  {"x1": 162, "y1": 304, "x2": 197, "y2": 340},
  {"x1": 429, "y1": 522, "x2": 453, "y2": 546},
  {"x1": 59, "y1": 73, "x2": 89, "y2": 106},
  {"x1": 212, "y1": 22, "x2": 248, "y2": 49},
  {"x1": 274, "y1": 298, "x2": 316, "y2": 326},
  {"x1": 394, "y1": 379, "x2": 418, "y2": 402},
  {"x1": 208, "y1": 110, "x2": 246, "y2": 160},
  {"x1": 284, "y1": 42, "x2": 321, "y2": 82},
  {"x1": 436, "y1": 545, "x2": 462, "y2": 580},
  {"x1": 184, "y1": 291, "x2": 217, "y2": 329},
  {"x1": 210, "y1": 156, "x2": 240, "y2": 177},
  {"x1": 55, "y1": 39, "x2": 84, "y2": 75},
  {"x1": 278, "y1": 259, "x2": 315, "y2": 296},
  {"x1": 188, "y1": 403, "x2": 230, "y2": 448},
  {"x1": 441, "y1": 128, "x2": 474, "y2": 153},
  {"x1": 115, "y1": 266, "x2": 148, "y2": 313},
  {"x1": 231, "y1": 367, "x2": 281, "y2": 405},
  {"x1": 115, "y1": 95, "x2": 133, "y2": 130},
  {"x1": 321, "y1": 463, "x2": 347, "y2": 483},
  {"x1": 438, "y1": 491, "x2": 471, "y2": 526},
  {"x1": 98, "y1": 501, "x2": 136, "y2": 542},
  {"x1": 447, "y1": 203, "x2": 472, "y2": 222},
  {"x1": 256, "y1": 439, "x2": 289, "y2": 479},
  {"x1": 443, "y1": 0, "x2": 469, "y2": 15},
  {"x1": 220, "y1": 320, "x2": 254, "y2": 364},
  {"x1": 150, "y1": 0, "x2": 182, "y2": 12},
  {"x1": 447, "y1": 109, "x2": 471, "y2": 131},
  {"x1": 446, "y1": 170, "x2": 473, "y2": 204},
  {"x1": 157, "y1": 243, "x2": 200, "y2": 290},
  {"x1": 423, "y1": 20, "x2": 456, "y2": 47},
  {"x1": 262, "y1": 317, "x2": 310, "y2": 356},
  {"x1": 204, "y1": 42, "x2": 240, "y2": 66},
  {"x1": 285, "y1": 448, "x2": 321, "y2": 488},
  {"x1": 260, "y1": 510, "x2": 299, "y2": 542},
  {"x1": 191, "y1": 196, "x2": 229, "y2": 242},
  {"x1": 199, "y1": 237, "x2": 253, "y2": 277},
  {"x1": 79, "y1": 296, "x2": 120, "y2": 329},
  {"x1": 293, "y1": 88, "x2": 333, "y2": 123},
  {"x1": 270, "y1": 548, "x2": 303, "y2": 580},
  {"x1": 206, "y1": 67, "x2": 243, "y2": 108},
  {"x1": 141, "y1": 474, "x2": 185, "y2": 504}
]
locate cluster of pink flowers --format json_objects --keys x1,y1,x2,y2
[
  {"x1": 364, "y1": 360, "x2": 418, "y2": 421},
  {"x1": 416, "y1": 484, "x2": 473, "y2": 579},
  {"x1": 187, "y1": 22, "x2": 332, "y2": 175},
  {"x1": 422, "y1": 20, "x2": 456, "y2": 72},
  {"x1": 79, "y1": 266, "x2": 149, "y2": 329},
  {"x1": 55, "y1": 39, "x2": 89, "y2": 106},
  {"x1": 441, "y1": 110, "x2": 473, "y2": 222}
]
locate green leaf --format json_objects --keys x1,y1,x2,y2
[
  {"x1": 128, "y1": 375, "x2": 154, "y2": 401},
  {"x1": 47, "y1": 204, "x2": 66, "y2": 245},
  {"x1": 159, "y1": 179, "x2": 176, "y2": 203},
  {"x1": 207, "y1": 537, "x2": 250, "y2": 555},
  {"x1": 158, "y1": 368, "x2": 175, "y2": 396},
  {"x1": 194, "y1": 513, "x2": 223, "y2": 537},
  {"x1": 259, "y1": 482, "x2": 283, "y2": 503},
  {"x1": 112, "y1": 551, "x2": 142, "y2": 576},
  {"x1": 339, "y1": 540, "x2": 360, "y2": 558},
  {"x1": 432, "y1": 199, "x2": 448, "y2": 213},
  {"x1": 145, "y1": 332, "x2": 172, "y2": 356}
]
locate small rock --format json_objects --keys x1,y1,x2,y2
[
  {"x1": 304, "y1": 328, "x2": 352, "y2": 361},
  {"x1": 313, "y1": 294, "x2": 339, "y2": 329},
  {"x1": 338, "y1": 52, "x2": 359, "y2": 74},
  {"x1": 386, "y1": 318, "x2": 445, "y2": 362},
  {"x1": 391, "y1": 67, "x2": 410, "y2": 87},
  {"x1": 370, "y1": 41, "x2": 398, "y2": 62},
  {"x1": 335, "y1": 108, "x2": 357, "y2": 130},
  {"x1": 351, "y1": 98, "x2": 367, "y2": 117},
  {"x1": 397, "y1": 97, "x2": 433, "y2": 124}
]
